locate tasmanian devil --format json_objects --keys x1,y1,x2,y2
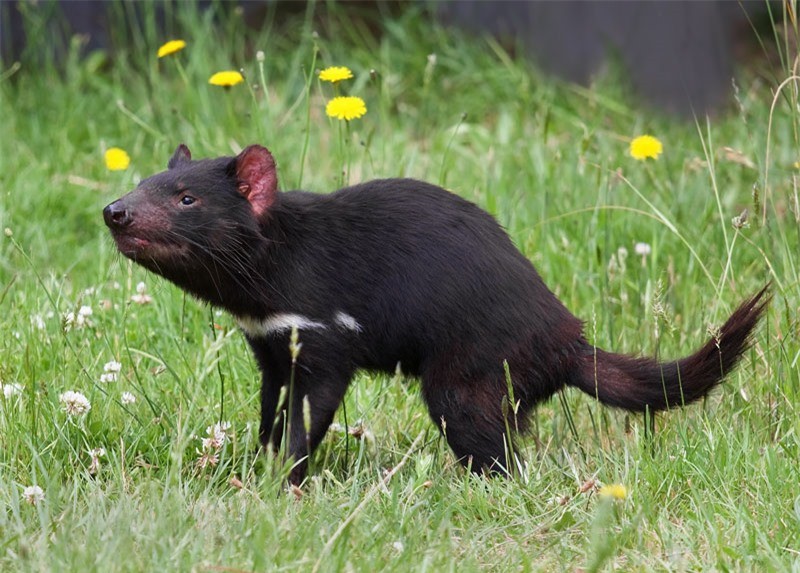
[{"x1": 103, "y1": 144, "x2": 768, "y2": 484}]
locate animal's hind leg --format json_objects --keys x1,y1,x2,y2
[{"x1": 421, "y1": 376, "x2": 519, "y2": 476}]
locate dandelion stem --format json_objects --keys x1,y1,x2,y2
[
  {"x1": 337, "y1": 119, "x2": 345, "y2": 188},
  {"x1": 296, "y1": 42, "x2": 319, "y2": 189},
  {"x1": 115, "y1": 99, "x2": 164, "y2": 140},
  {"x1": 345, "y1": 122, "x2": 352, "y2": 186},
  {"x1": 174, "y1": 59, "x2": 191, "y2": 88},
  {"x1": 257, "y1": 54, "x2": 269, "y2": 102},
  {"x1": 439, "y1": 113, "x2": 466, "y2": 187}
]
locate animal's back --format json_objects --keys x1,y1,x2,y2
[{"x1": 276, "y1": 179, "x2": 583, "y2": 374}]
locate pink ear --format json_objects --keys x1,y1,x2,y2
[{"x1": 235, "y1": 145, "x2": 278, "y2": 217}]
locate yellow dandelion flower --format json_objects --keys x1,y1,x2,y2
[
  {"x1": 325, "y1": 96, "x2": 367, "y2": 121},
  {"x1": 319, "y1": 66, "x2": 354, "y2": 83},
  {"x1": 209, "y1": 71, "x2": 244, "y2": 87},
  {"x1": 630, "y1": 135, "x2": 663, "y2": 160},
  {"x1": 105, "y1": 147, "x2": 131, "y2": 171},
  {"x1": 598, "y1": 483, "x2": 627, "y2": 500},
  {"x1": 157, "y1": 39, "x2": 186, "y2": 58}
]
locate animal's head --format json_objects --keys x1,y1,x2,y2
[{"x1": 103, "y1": 144, "x2": 278, "y2": 309}]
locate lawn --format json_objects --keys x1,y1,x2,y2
[{"x1": 0, "y1": 3, "x2": 798, "y2": 571}]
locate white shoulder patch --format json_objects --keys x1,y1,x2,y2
[
  {"x1": 237, "y1": 313, "x2": 327, "y2": 338},
  {"x1": 334, "y1": 311, "x2": 362, "y2": 332}
]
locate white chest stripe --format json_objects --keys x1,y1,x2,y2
[
  {"x1": 237, "y1": 313, "x2": 327, "y2": 338},
  {"x1": 237, "y1": 311, "x2": 362, "y2": 338}
]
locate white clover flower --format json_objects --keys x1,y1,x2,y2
[
  {"x1": 100, "y1": 360, "x2": 122, "y2": 383},
  {"x1": 634, "y1": 242, "x2": 651, "y2": 256},
  {"x1": 65, "y1": 305, "x2": 93, "y2": 329},
  {"x1": 195, "y1": 421, "x2": 231, "y2": 471},
  {"x1": 22, "y1": 485, "x2": 44, "y2": 505},
  {"x1": 131, "y1": 282, "x2": 153, "y2": 305},
  {"x1": 104, "y1": 361, "x2": 122, "y2": 373},
  {"x1": 1, "y1": 382, "x2": 23, "y2": 399},
  {"x1": 203, "y1": 421, "x2": 231, "y2": 450},
  {"x1": 59, "y1": 390, "x2": 91, "y2": 416},
  {"x1": 121, "y1": 391, "x2": 136, "y2": 405},
  {"x1": 31, "y1": 314, "x2": 46, "y2": 330}
]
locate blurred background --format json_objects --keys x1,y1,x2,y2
[{"x1": 0, "y1": 0, "x2": 785, "y2": 117}]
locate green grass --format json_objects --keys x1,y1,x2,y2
[{"x1": 1, "y1": 3, "x2": 799, "y2": 571}]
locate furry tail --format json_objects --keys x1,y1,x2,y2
[{"x1": 569, "y1": 286, "x2": 769, "y2": 412}]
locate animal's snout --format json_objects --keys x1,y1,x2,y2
[{"x1": 103, "y1": 201, "x2": 132, "y2": 230}]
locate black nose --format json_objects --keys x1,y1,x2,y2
[{"x1": 103, "y1": 201, "x2": 132, "y2": 229}]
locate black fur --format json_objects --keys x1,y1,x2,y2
[{"x1": 103, "y1": 144, "x2": 768, "y2": 484}]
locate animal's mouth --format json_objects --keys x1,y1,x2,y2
[
  {"x1": 114, "y1": 234, "x2": 150, "y2": 255},
  {"x1": 110, "y1": 231, "x2": 186, "y2": 262}
]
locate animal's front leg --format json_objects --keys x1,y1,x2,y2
[
  {"x1": 284, "y1": 360, "x2": 354, "y2": 485},
  {"x1": 258, "y1": 369, "x2": 283, "y2": 452}
]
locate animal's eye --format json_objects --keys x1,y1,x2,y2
[{"x1": 179, "y1": 195, "x2": 196, "y2": 206}]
